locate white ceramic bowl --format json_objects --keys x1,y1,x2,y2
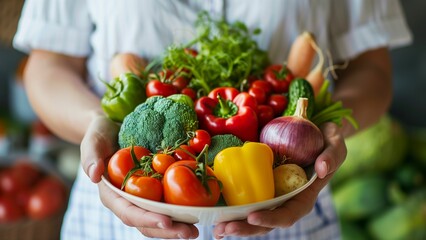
[{"x1": 101, "y1": 165, "x2": 317, "y2": 225}]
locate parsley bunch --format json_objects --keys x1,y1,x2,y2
[{"x1": 162, "y1": 11, "x2": 270, "y2": 95}]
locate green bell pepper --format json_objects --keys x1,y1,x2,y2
[{"x1": 101, "y1": 73, "x2": 146, "y2": 122}]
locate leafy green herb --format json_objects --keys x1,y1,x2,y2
[{"x1": 162, "y1": 11, "x2": 269, "y2": 95}]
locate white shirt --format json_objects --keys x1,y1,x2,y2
[
  {"x1": 13, "y1": 0, "x2": 412, "y2": 239},
  {"x1": 14, "y1": 0, "x2": 411, "y2": 96}
]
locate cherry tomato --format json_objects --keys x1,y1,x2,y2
[
  {"x1": 267, "y1": 94, "x2": 288, "y2": 116},
  {"x1": 233, "y1": 92, "x2": 258, "y2": 110},
  {"x1": 146, "y1": 80, "x2": 179, "y2": 98},
  {"x1": 124, "y1": 174, "x2": 163, "y2": 201},
  {"x1": 250, "y1": 80, "x2": 273, "y2": 95},
  {"x1": 184, "y1": 48, "x2": 198, "y2": 57},
  {"x1": 248, "y1": 87, "x2": 267, "y2": 104},
  {"x1": 173, "y1": 145, "x2": 196, "y2": 161},
  {"x1": 171, "y1": 76, "x2": 189, "y2": 91},
  {"x1": 188, "y1": 129, "x2": 211, "y2": 154},
  {"x1": 181, "y1": 87, "x2": 197, "y2": 101},
  {"x1": 0, "y1": 195, "x2": 24, "y2": 223},
  {"x1": 257, "y1": 105, "x2": 275, "y2": 128},
  {"x1": 264, "y1": 64, "x2": 294, "y2": 93},
  {"x1": 27, "y1": 176, "x2": 67, "y2": 220},
  {"x1": 152, "y1": 153, "x2": 176, "y2": 174},
  {"x1": 163, "y1": 160, "x2": 220, "y2": 206},
  {"x1": 156, "y1": 69, "x2": 191, "y2": 91},
  {"x1": 107, "y1": 146, "x2": 151, "y2": 189}
]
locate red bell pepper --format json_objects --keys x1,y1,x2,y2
[{"x1": 195, "y1": 87, "x2": 259, "y2": 142}]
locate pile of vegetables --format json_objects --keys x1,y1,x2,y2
[
  {"x1": 0, "y1": 159, "x2": 68, "y2": 223},
  {"x1": 330, "y1": 116, "x2": 426, "y2": 239},
  {"x1": 101, "y1": 12, "x2": 357, "y2": 207}
]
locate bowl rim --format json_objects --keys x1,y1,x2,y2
[{"x1": 101, "y1": 166, "x2": 317, "y2": 211}]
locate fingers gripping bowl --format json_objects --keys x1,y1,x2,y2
[{"x1": 101, "y1": 165, "x2": 316, "y2": 225}]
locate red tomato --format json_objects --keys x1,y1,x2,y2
[
  {"x1": 0, "y1": 169, "x2": 26, "y2": 195},
  {"x1": 171, "y1": 76, "x2": 189, "y2": 91},
  {"x1": 107, "y1": 146, "x2": 151, "y2": 189},
  {"x1": 36, "y1": 176, "x2": 67, "y2": 196},
  {"x1": 146, "y1": 80, "x2": 179, "y2": 98},
  {"x1": 267, "y1": 94, "x2": 288, "y2": 116},
  {"x1": 257, "y1": 105, "x2": 275, "y2": 128},
  {"x1": 250, "y1": 80, "x2": 273, "y2": 95},
  {"x1": 15, "y1": 189, "x2": 31, "y2": 211},
  {"x1": 264, "y1": 64, "x2": 294, "y2": 93},
  {"x1": 172, "y1": 145, "x2": 196, "y2": 161},
  {"x1": 11, "y1": 160, "x2": 41, "y2": 188},
  {"x1": 188, "y1": 129, "x2": 211, "y2": 154},
  {"x1": 27, "y1": 176, "x2": 67, "y2": 220},
  {"x1": 181, "y1": 87, "x2": 197, "y2": 101},
  {"x1": 233, "y1": 92, "x2": 258, "y2": 110},
  {"x1": 248, "y1": 87, "x2": 267, "y2": 104},
  {"x1": 124, "y1": 174, "x2": 163, "y2": 201},
  {"x1": 156, "y1": 69, "x2": 190, "y2": 91},
  {"x1": 152, "y1": 153, "x2": 175, "y2": 174},
  {"x1": 163, "y1": 160, "x2": 220, "y2": 206},
  {"x1": 0, "y1": 195, "x2": 24, "y2": 223}
]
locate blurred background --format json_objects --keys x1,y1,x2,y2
[{"x1": 0, "y1": 0, "x2": 425, "y2": 239}]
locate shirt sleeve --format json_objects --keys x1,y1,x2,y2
[
  {"x1": 329, "y1": 0, "x2": 413, "y2": 61},
  {"x1": 13, "y1": 0, "x2": 93, "y2": 57}
]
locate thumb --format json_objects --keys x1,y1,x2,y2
[
  {"x1": 80, "y1": 138, "x2": 106, "y2": 183},
  {"x1": 81, "y1": 117, "x2": 119, "y2": 183},
  {"x1": 315, "y1": 122, "x2": 347, "y2": 179}
]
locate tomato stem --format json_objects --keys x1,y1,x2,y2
[
  {"x1": 130, "y1": 145, "x2": 141, "y2": 166},
  {"x1": 121, "y1": 167, "x2": 139, "y2": 190},
  {"x1": 276, "y1": 63, "x2": 291, "y2": 80},
  {"x1": 195, "y1": 144, "x2": 212, "y2": 195}
]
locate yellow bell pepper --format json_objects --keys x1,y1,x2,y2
[{"x1": 213, "y1": 142, "x2": 275, "y2": 206}]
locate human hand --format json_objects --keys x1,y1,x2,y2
[
  {"x1": 80, "y1": 115, "x2": 199, "y2": 239},
  {"x1": 80, "y1": 114, "x2": 119, "y2": 183},
  {"x1": 84, "y1": 54, "x2": 198, "y2": 239},
  {"x1": 213, "y1": 122, "x2": 347, "y2": 239}
]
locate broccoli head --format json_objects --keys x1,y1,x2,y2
[
  {"x1": 118, "y1": 96, "x2": 198, "y2": 152},
  {"x1": 207, "y1": 134, "x2": 244, "y2": 165}
]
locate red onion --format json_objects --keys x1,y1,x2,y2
[{"x1": 260, "y1": 98, "x2": 324, "y2": 167}]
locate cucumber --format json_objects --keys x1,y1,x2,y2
[{"x1": 283, "y1": 78, "x2": 315, "y2": 118}]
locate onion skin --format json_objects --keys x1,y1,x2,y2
[{"x1": 260, "y1": 98, "x2": 324, "y2": 167}]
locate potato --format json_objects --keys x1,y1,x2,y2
[{"x1": 273, "y1": 164, "x2": 308, "y2": 196}]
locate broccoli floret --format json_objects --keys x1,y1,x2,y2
[
  {"x1": 161, "y1": 100, "x2": 198, "y2": 132},
  {"x1": 207, "y1": 134, "x2": 244, "y2": 165},
  {"x1": 161, "y1": 118, "x2": 187, "y2": 148},
  {"x1": 118, "y1": 96, "x2": 198, "y2": 152}
]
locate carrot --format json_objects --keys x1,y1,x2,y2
[
  {"x1": 110, "y1": 53, "x2": 147, "y2": 78},
  {"x1": 305, "y1": 37, "x2": 325, "y2": 96},
  {"x1": 287, "y1": 31, "x2": 317, "y2": 78}
]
